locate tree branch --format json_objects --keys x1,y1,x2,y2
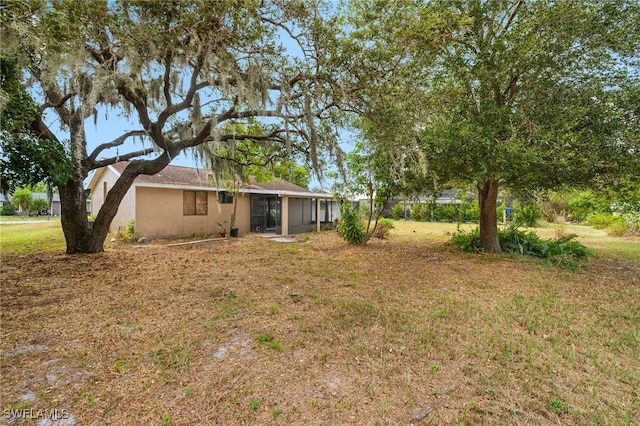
[
  {"x1": 87, "y1": 130, "x2": 149, "y2": 163},
  {"x1": 42, "y1": 85, "x2": 72, "y2": 126},
  {"x1": 90, "y1": 148, "x2": 156, "y2": 170},
  {"x1": 41, "y1": 93, "x2": 73, "y2": 111},
  {"x1": 163, "y1": 48, "x2": 173, "y2": 109}
]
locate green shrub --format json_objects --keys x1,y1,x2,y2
[
  {"x1": 610, "y1": 202, "x2": 640, "y2": 236},
  {"x1": 337, "y1": 203, "x2": 365, "y2": 244},
  {"x1": 465, "y1": 199, "x2": 480, "y2": 222},
  {"x1": 118, "y1": 219, "x2": 142, "y2": 243},
  {"x1": 373, "y1": 217, "x2": 394, "y2": 239},
  {"x1": 412, "y1": 203, "x2": 427, "y2": 221},
  {"x1": 391, "y1": 203, "x2": 405, "y2": 220},
  {"x1": 438, "y1": 204, "x2": 458, "y2": 222},
  {"x1": 452, "y1": 224, "x2": 593, "y2": 268},
  {"x1": 568, "y1": 191, "x2": 609, "y2": 221},
  {"x1": 0, "y1": 204, "x2": 15, "y2": 216},
  {"x1": 499, "y1": 225, "x2": 541, "y2": 255},
  {"x1": 606, "y1": 221, "x2": 630, "y2": 237},
  {"x1": 31, "y1": 198, "x2": 49, "y2": 215},
  {"x1": 539, "y1": 191, "x2": 571, "y2": 222},
  {"x1": 452, "y1": 226, "x2": 482, "y2": 252},
  {"x1": 586, "y1": 212, "x2": 615, "y2": 229},
  {"x1": 514, "y1": 204, "x2": 541, "y2": 227},
  {"x1": 11, "y1": 187, "x2": 33, "y2": 214}
]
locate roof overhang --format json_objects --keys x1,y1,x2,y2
[
  {"x1": 134, "y1": 182, "x2": 334, "y2": 199},
  {"x1": 86, "y1": 164, "x2": 122, "y2": 191},
  {"x1": 241, "y1": 188, "x2": 334, "y2": 199}
]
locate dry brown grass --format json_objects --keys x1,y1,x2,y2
[{"x1": 1, "y1": 221, "x2": 639, "y2": 425}]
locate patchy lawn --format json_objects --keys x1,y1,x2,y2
[{"x1": 1, "y1": 221, "x2": 639, "y2": 425}]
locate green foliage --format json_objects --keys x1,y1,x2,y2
[
  {"x1": 341, "y1": 0, "x2": 640, "y2": 253},
  {"x1": 391, "y1": 203, "x2": 405, "y2": 220},
  {"x1": 568, "y1": 191, "x2": 609, "y2": 221},
  {"x1": 334, "y1": 142, "x2": 402, "y2": 244},
  {"x1": 0, "y1": 204, "x2": 15, "y2": 216},
  {"x1": 539, "y1": 191, "x2": 572, "y2": 222},
  {"x1": 458, "y1": 199, "x2": 480, "y2": 223},
  {"x1": 550, "y1": 398, "x2": 568, "y2": 414},
  {"x1": 610, "y1": 201, "x2": 640, "y2": 236},
  {"x1": 586, "y1": 212, "x2": 617, "y2": 229},
  {"x1": 606, "y1": 221, "x2": 631, "y2": 237},
  {"x1": 337, "y1": 203, "x2": 365, "y2": 245},
  {"x1": 411, "y1": 203, "x2": 428, "y2": 221},
  {"x1": 452, "y1": 226, "x2": 482, "y2": 253},
  {"x1": 373, "y1": 217, "x2": 394, "y2": 239},
  {"x1": 256, "y1": 333, "x2": 282, "y2": 352},
  {"x1": 0, "y1": 58, "x2": 72, "y2": 193},
  {"x1": 203, "y1": 120, "x2": 312, "y2": 190},
  {"x1": 452, "y1": 224, "x2": 594, "y2": 268},
  {"x1": 117, "y1": 219, "x2": 141, "y2": 243},
  {"x1": 10, "y1": 187, "x2": 32, "y2": 213},
  {"x1": 514, "y1": 204, "x2": 541, "y2": 228},
  {"x1": 31, "y1": 197, "x2": 49, "y2": 215},
  {"x1": 411, "y1": 199, "x2": 480, "y2": 223},
  {"x1": 435, "y1": 204, "x2": 457, "y2": 222}
]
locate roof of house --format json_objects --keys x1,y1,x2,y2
[
  {"x1": 110, "y1": 162, "x2": 214, "y2": 187},
  {"x1": 247, "y1": 178, "x2": 309, "y2": 193},
  {"x1": 90, "y1": 162, "x2": 332, "y2": 199}
]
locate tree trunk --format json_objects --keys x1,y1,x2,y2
[
  {"x1": 59, "y1": 158, "x2": 172, "y2": 254},
  {"x1": 477, "y1": 176, "x2": 502, "y2": 253},
  {"x1": 59, "y1": 177, "x2": 95, "y2": 253}
]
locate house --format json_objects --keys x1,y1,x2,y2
[
  {"x1": 0, "y1": 192, "x2": 87, "y2": 215},
  {"x1": 86, "y1": 162, "x2": 339, "y2": 239}
]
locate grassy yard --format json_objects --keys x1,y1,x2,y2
[
  {"x1": 0, "y1": 218, "x2": 65, "y2": 255},
  {"x1": 1, "y1": 220, "x2": 638, "y2": 425}
]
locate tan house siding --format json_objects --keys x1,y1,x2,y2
[
  {"x1": 135, "y1": 187, "x2": 251, "y2": 238},
  {"x1": 230, "y1": 192, "x2": 251, "y2": 235}
]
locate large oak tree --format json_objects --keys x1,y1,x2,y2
[
  {"x1": 341, "y1": 0, "x2": 640, "y2": 252},
  {"x1": 1, "y1": 0, "x2": 343, "y2": 253}
]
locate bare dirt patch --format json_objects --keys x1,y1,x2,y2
[{"x1": 1, "y1": 230, "x2": 639, "y2": 425}]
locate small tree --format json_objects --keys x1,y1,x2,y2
[
  {"x1": 31, "y1": 197, "x2": 49, "y2": 215},
  {"x1": 334, "y1": 142, "x2": 402, "y2": 244},
  {"x1": 11, "y1": 187, "x2": 32, "y2": 215}
]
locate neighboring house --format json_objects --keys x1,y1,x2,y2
[
  {"x1": 0, "y1": 192, "x2": 85, "y2": 215},
  {"x1": 0, "y1": 193, "x2": 11, "y2": 210},
  {"x1": 86, "y1": 162, "x2": 339, "y2": 239}
]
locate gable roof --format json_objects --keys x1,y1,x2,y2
[
  {"x1": 110, "y1": 162, "x2": 214, "y2": 187},
  {"x1": 248, "y1": 178, "x2": 308, "y2": 193}
]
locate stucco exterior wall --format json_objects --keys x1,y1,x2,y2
[
  {"x1": 231, "y1": 192, "x2": 251, "y2": 235},
  {"x1": 135, "y1": 187, "x2": 250, "y2": 239},
  {"x1": 90, "y1": 167, "x2": 135, "y2": 234}
]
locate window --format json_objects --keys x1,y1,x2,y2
[
  {"x1": 184, "y1": 191, "x2": 208, "y2": 215},
  {"x1": 218, "y1": 191, "x2": 233, "y2": 204}
]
